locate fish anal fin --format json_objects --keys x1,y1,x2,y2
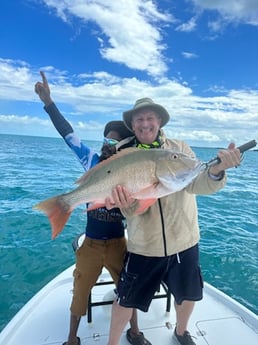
[{"x1": 87, "y1": 202, "x2": 106, "y2": 211}]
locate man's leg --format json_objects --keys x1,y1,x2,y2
[
  {"x1": 174, "y1": 300, "x2": 195, "y2": 335},
  {"x1": 164, "y1": 246, "x2": 201, "y2": 336},
  {"x1": 129, "y1": 308, "x2": 139, "y2": 333},
  {"x1": 65, "y1": 238, "x2": 104, "y2": 345},
  {"x1": 63, "y1": 314, "x2": 81, "y2": 345},
  {"x1": 107, "y1": 300, "x2": 133, "y2": 345}
]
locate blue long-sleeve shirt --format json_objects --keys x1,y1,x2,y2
[{"x1": 44, "y1": 102, "x2": 125, "y2": 240}]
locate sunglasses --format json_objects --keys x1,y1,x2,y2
[{"x1": 103, "y1": 137, "x2": 119, "y2": 146}]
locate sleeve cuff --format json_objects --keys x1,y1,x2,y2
[{"x1": 208, "y1": 170, "x2": 225, "y2": 181}]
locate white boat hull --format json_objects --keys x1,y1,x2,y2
[{"x1": 0, "y1": 264, "x2": 257, "y2": 345}]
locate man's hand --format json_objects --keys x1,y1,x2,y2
[
  {"x1": 34, "y1": 71, "x2": 53, "y2": 107},
  {"x1": 209, "y1": 143, "x2": 241, "y2": 176},
  {"x1": 105, "y1": 185, "x2": 135, "y2": 210}
]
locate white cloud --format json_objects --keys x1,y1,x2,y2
[
  {"x1": 0, "y1": 59, "x2": 69, "y2": 101},
  {"x1": 36, "y1": 0, "x2": 258, "y2": 82},
  {"x1": 0, "y1": 58, "x2": 258, "y2": 147},
  {"x1": 182, "y1": 52, "x2": 198, "y2": 59},
  {"x1": 0, "y1": 58, "x2": 33, "y2": 100},
  {"x1": 0, "y1": 114, "x2": 47, "y2": 125},
  {"x1": 40, "y1": 0, "x2": 173, "y2": 76},
  {"x1": 176, "y1": 16, "x2": 198, "y2": 32},
  {"x1": 191, "y1": 0, "x2": 258, "y2": 26},
  {"x1": 0, "y1": 114, "x2": 56, "y2": 137},
  {"x1": 175, "y1": 0, "x2": 258, "y2": 37}
]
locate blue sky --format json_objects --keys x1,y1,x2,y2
[{"x1": 0, "y1": 0, "x2": 258, "y2": 147}]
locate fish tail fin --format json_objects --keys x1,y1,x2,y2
[{"x1": 33, "y1": 196, "x2": 72, "y2": 239}]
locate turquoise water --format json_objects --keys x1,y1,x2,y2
[{"x1": 0, "y1": 134, "x2": 257, "y2": 332}]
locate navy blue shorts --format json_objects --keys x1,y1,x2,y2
[{"x1": 116, "y1": 244, "x2": 203, "y2": 312}]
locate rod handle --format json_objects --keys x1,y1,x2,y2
[
  {"x1": 206, "y1": 139, "x2": 257, "y2": 167},
  {"x1": 237, "y1": 139, "x2": 257, "y2": 153}
]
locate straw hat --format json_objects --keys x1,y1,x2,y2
[{"x1": 123, "y1": 98, "x2": 170, "y2": 131}]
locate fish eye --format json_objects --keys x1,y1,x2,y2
[{"x1": 171, "y1": 153, "x2": 178, "y2": 160}]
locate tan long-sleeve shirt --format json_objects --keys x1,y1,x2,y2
[{"x1": 122, "y1": 135, "x2": 226, "y2": 257}]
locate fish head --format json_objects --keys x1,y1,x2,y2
[{"x1": 156, "y1": 151, "x2": 203, "y2": 193}]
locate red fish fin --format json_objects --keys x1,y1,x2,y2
[
  {"x1": 87, "y1": 202, "x2": 106, "y2": 211},
  {"x1": 34, "y1": 196, "x2": 72, "y2": 239},
  {"x1": 135, "y1": 198, "x2": 157, "y2": 214},
  {"x1": 131, "y1": 182, "x2": 159, "y2": 199}
]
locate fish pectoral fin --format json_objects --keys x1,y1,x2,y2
[
  {"x1": 131, "y1": 182, "x2": 159, "y2": 199},
  {"x1": 132, "y1": 182, "x2": 174, "y2": 200},
  {"x1": 135, "y1": 198, "x2": 157, "y2": 214},
  {"x1": 87, "y1": 202, "x2": 106, "y2": 211}
]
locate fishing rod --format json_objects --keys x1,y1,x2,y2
[{"x1": 205, "y1": 139, "x2": 257, "y2": 168}]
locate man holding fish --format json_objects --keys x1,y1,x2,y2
[
  {"x1": 34, "y1": 81, "x2": 241, "y2": 345},
  {"x1": 104, "y1": 98, "x2": 241, "y2": 345},
  {"x1": 34, "y1": 72, "x2": 151, "y2": 345}
]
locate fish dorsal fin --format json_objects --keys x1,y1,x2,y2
[{"x1": 75, "y1": 147, "x2": 140, "y2": 185}]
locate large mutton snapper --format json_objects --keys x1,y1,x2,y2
[{"x1": 34, "y1": 147, "x2": 203, "y2": 239}]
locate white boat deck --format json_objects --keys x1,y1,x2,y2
[{"x1": 0, "y1": 265, "x2": 257, "y2": 345}]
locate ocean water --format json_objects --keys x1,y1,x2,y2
[{"x1": 0, "y1": 134, "x2": 257, "y2": 332}]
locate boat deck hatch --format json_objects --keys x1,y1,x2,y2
[{"x1": 196, "y1": 316, "x2": 258, "y2": 345}]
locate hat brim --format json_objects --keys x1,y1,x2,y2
[{"x1": 123, "y1": 104, "x2": 170, "y2": 131}]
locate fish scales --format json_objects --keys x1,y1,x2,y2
[
  {"x1": 75, "y1": 149, "x2": 158, "y2": 197},
  {"x1": 34, "y1": 148, "x2": 202, "y2": 238}
]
